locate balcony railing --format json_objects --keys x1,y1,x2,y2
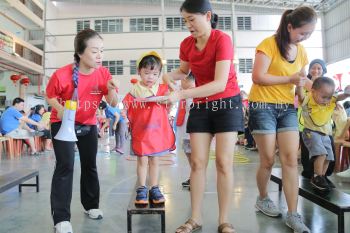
[
  {"x1": 15, "y1": 43, "x2": 42, "y2": 66},
  {"x1": 29, "y1": 30, "x2": 44, "y2": 41},
  {"x1": 19, "y1": 0, "x2": 43, "y2": 20}
]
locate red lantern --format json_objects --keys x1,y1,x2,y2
[
  {"x1": 130, "y1": 78, "x2": 138, "y2": 84},
  {"x1": 10, "y1": 74, "x2": 21, "y2": 85},
  {"x1": 20, "y1": 76, "x2": 30, "y2": 86}
]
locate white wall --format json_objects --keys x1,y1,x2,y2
[
  {"x1": 323, "y1": 0, "x2": 350, "y2": 63},
  {"x1": 0, "y1": 15, "x2": 25, "y2": 39},
  {"x1": 45, "y1": 2, "x2": 324, "y2": 95}
]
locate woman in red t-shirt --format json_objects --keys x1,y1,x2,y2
[
  {"x1": 164, "y1": 1, "x2": 243, "y2": 232},
  {"x1": 46, "y1": 29, "x2": 118, "y2": 233}
]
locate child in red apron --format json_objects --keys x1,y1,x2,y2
[{"x1": 123, "y1": 51, "x2": 175, "y2": 205}]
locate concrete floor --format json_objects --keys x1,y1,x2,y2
[{"x1": 0, "y1": 137, "x2": 349, "y2": 233}]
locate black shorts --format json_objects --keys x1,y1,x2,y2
[
  {"x1": 186, "y1": 95, "x2": 244, "y2": 134},
  {"x1": 42, "y1": 129, "x2": 52, "y2": 139}
]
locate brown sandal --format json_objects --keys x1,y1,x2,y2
[
  {"x1": 175, "y1": 219, "x2": 202, "y2": 233},
  {"x1": 218, "y1": 223, "x2": 235, "y2": 233}
]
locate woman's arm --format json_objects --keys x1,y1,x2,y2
[
  {"x1": 167, "y1": 60, "x2": 231, "y2": 102},
  {"x1": 163, "y1": 60, "x2": 190, "y2": 91},
  {"x1": 46, "y1": 97, "x2": 65, "y2": 120},
  {"x1": 106, "y1": 77, "x2": 119, "y2": 107},
  {"x1": 252, "y1": 52, "x2": 306, "y2": 86}
]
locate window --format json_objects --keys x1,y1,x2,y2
[
  {"x1": 166, "y1": 59, "x2": 180, "y2": 73},
  {"x1": 237, "y1": 16, "x2": 251, "y2": 30},
  {"x1": 166, "y1": 17, "x2": 186, "y2": 31},
  {"x1": 95, "y1": 19, "x2": 123, "y2": 33},
  {"x1": 130, "y1": 17, "x2": 159, "y2": 32},
  {"x1": 239, "y1": 58, "x2": 253, "y2": 73},
  {"x1": 130, "y1": 60, "x2": 137, "y2": 75},
  {"x1": 102, "y1": 60, "x2": 124, "y2": 75},
  {"x1": 77, "y1": 20, "x2": 90, "y2": 33},
  {"x1": 218, "y1": 16, "x2": 231, "y2": 30}
]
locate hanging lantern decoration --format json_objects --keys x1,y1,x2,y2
[
  {"x1": 130, "y1": 78, "x2": 138, "y2": 84},
  {"x1": 20, "y1": 76, "x2": 30, "y2": 86},
  {"x1": 10, "y1": 74, "x2": 21, "y2": 85}
]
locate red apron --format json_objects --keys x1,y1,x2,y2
[{"x1": 123, "y1": 84, "x2": 176, "y2": 156}]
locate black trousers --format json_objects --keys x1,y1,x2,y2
[{"x1": 50, "y1": 122, "x2": 99, "y2": 225}]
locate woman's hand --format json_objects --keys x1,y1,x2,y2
[
  {"x1": 162, "y1": 91, "x2": 182, "y2": 104},
  {"x1": 289, "y1": 71, "x2": 307, "y2": 86},
  {"x1": 107, "y1": 77, "x2": 119, "y2": 91},
  {"x1": 57, "y1": 106, "x2": 64, "y2": 120},
  {"x1": 163, "y1": 74, "x2": 180, "y2": 91}
]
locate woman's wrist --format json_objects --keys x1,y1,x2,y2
[{"x1": 179, "y1": 89, "x2": 189, "y2": 99}]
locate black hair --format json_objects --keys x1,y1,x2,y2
[
  {"x1": 180, "y1": 0, "x2": 218, "y2": 29},
  {"x1": 12, "y1": 97, "x2": 24, "y2": 106},
  {"x1": 74, "y1": 29, "x2": 103, "y2": 64},
  {"x1": 33, "y1": 104, "x2": 45, "y2": 115},
  {"x1": 343, "y1": 101, "x2": 350, "y2": 110},
  {"x1": 312, "y1": 77, "x2": 335, "y2": 90},
  {"x1": 275, "y1": 6, "x2": 317, "y2": 60},
  {"x1": 138, "y1": 55, "x2": 162, "y2": 73},
  {"x1": 47, "y1": 106, "x2": 52, "y2": 112},
  {"x1": 99, "y1": 100, "x2": 107, "y2": 110}
]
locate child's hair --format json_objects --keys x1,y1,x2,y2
[
  {"x1": 138, "y1": 55, "x2": 162, "y2": 73},
  {"x1": 47, "y1": 106, "x2": 52, "y2": 112},
  {"x1": 180, "y1": 0, "x2": 218, "y2": 29},
  {"x1": 275, "y1": 6, "x2": 317, "y2": 60},
  {"x1": 74, "y1": 29, "x2": 103, "y2": 64},
  {"x1": 312, "y1": 77, "x2": 335, "y2": 90}
]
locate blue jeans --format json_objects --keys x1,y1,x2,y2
[{"x1": 248, "y1": 102, "x2": 298, "y2": 134}]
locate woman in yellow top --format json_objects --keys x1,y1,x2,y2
[{"x1": 248, "y1": 6, "x2": 317, "y2": 233}]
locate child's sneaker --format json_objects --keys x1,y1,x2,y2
[
  {"x1": 149, "y1": 186, "x2": 165, "y2": 204},
  {"x1": 135, "y1": 186, "x2": 148, "y2": 205},
  {"x1": 285, "y1": 212, "x2": 310, "y2": 233},
  {"x1": 311, "y1": 175, "x2": 329, "y2": 190},
  {"x1": 324, "y1": 176, "x2": 336, "y2": 188},
  {"x1": 181, "y1": 178, "x2": 190, "y2": 188}
]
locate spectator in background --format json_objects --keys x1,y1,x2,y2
[
  {"x1": 343, "y1": 101, "x2": 350, "y2": 117},
  {"x1": 0, "y1": 97, "x2": 44, "y2": 155},
  {"x1": 29, "y1": 104, "x2": 52, "y2": 151},
  {"x1": 99, "y1": 101, "x2": 126, "y2": 154}
]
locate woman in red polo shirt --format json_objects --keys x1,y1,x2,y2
[
  {"x1": 164, "y1": 1, "x2": 243, "y2": 232},
  {"x1": 46, "y1": 29, "x2": 118, "y2": 233}
]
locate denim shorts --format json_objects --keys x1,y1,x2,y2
[
  {"x1": 248, "y1": 102, "x2": 298, "y2": 134},
  {"x1": 187, "y1": 95, "x2": 244, "y2": 134}
]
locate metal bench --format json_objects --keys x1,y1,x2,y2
[
  {"x1": 127, "y1": 186, "x2": 165, "y2": 233},
  {"x1": 270, "y1": 168, "x2": 350, "y2": 233},
  {"x1": 0, "y1": 169, "x2": 39, "y2": 193}
]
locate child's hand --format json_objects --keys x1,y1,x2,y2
[{"x1": 289, "y1": 71, "x2": 306, "y2": 86}]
